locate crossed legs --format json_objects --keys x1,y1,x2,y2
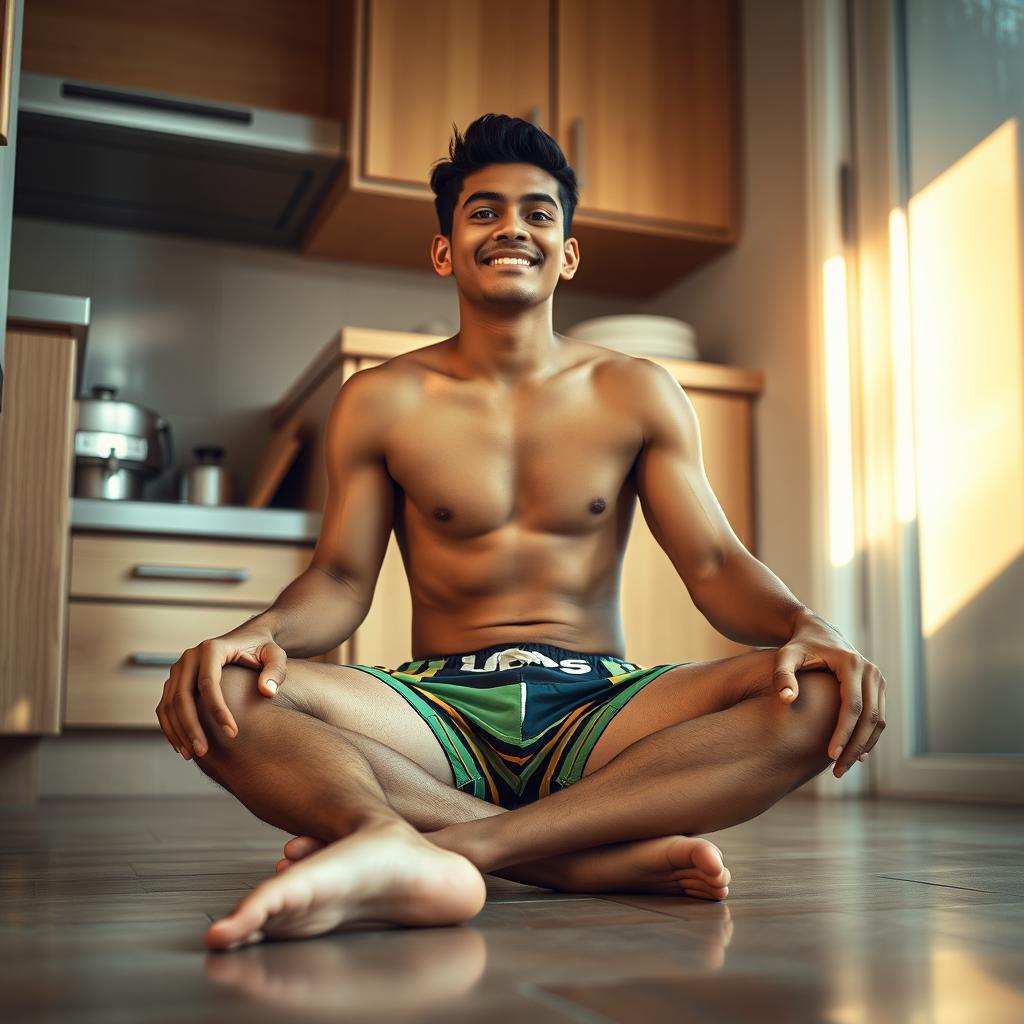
[{"x1": 192, "y1": 651, "x2": 841, "y2": 947}]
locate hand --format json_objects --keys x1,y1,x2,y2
[
  {"x1": 155, "y1": 624, "x2": 288, "y2": 761},
  {"x1": 773, "y1": 615, "x2": 887, "y2": 779}
]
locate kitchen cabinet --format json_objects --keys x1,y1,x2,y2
[
  {"x1": 265, "y1": 326, "x2": 764, "y2": 672},
  {"x1": 304, "y1": 0, "x2": 742, "y2": 296},
  {"x1": 0, "y1": 324, "x2": 78, "y2": 740},
  {"x1": 64, "y1": 534, "x2": 322, "y2": 728},
  {"x1": 22, "y1": 0, "x2": 741, "y2": 297},
  {"x1": 359, "y1": 0, "x2": 550, "y2": 188}
]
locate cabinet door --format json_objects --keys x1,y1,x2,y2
[
  {"x1": 361, "y1": 0, "x2": 550, "y2": 188},
  {"x1": 556, "y1": 0, "x2": 738, "y2": 231},
  {"x1": 621, "y1": 389, "x2": 753, "y2": 668}
]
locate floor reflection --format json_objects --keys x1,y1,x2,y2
[{"x1": 204, "y1": 924, "x2": 487, "y2": 1016}]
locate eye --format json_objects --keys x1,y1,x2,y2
[{"x1": 469, "y1": 209, "x2": 554, "y2": 221}]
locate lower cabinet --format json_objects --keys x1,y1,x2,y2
[
  {"x1": 65, "y1": 602, "x2": 265, "y2": 728},
  {"x1": 63, "y1": 533, "x2": 328, "y2": 730}
]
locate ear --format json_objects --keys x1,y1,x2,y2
[
  {"x1": 559, "y1": 237, "x2": 581, "y2": 281},
  {"x1": 431, "y1": 235, "x2": 454, "y2": 277}
]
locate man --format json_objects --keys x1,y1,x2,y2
[{"x1": 157, "y1": 114, "x2": 886, "y2": 951}]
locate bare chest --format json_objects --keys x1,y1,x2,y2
[{"x1": 385, "y1": 374, "x2": 643, "y2": 538}]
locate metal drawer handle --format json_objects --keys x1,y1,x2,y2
[
  {"x1": 132, "y1": 564, "x2": 251, "y2": 583},
  {"x1": 129, "y1": 653, "x2": 180, "y2": 668}
]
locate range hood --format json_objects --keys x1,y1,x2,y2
[{"x1": 13, "y1": 72, "x2": 346, "y2": 247}]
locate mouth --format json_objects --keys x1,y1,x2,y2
[{"x1": 481, "y1": 255, "x2": 540, "y2": 270}]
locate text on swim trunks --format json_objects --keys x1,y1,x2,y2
[{"x1": 458, "y1": 648, "x2": 594, "y2": 674}]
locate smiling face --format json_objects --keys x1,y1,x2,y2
[{"x1": 431, "y1": 162, "x2": 580, "y2": 305}]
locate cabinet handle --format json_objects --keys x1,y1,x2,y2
[
  {"x1": 571, "y1": 116, "x2": 586, "y2": 192},
  {"x1": 132, "y1": 564, "x2": 251, "y2": 583},
  {"x1": 128, "y1": 653, "x2": 181, "y2": 668},
  {"x1": 527, "y1": 105, "x2": 541, "y2": 127},
  {"x1": 0, "y1": 0, "x2": 16, "y2": 146}
]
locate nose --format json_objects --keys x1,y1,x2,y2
[{"x1": 492, "y1": 210, "x2": 531, "y2": 241}]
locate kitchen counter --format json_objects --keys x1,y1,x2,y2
[{"x1": 70, "y1": 498, "x2": 320, "y2": 544}]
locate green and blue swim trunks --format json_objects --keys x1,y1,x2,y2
[{"x1": 350, "y1": 642, "x2": 690, "y2": 809}]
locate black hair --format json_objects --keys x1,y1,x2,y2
[{"x1": 429, "y1": 113, "x2": 579, "y2": 241}]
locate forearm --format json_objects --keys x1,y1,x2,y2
[
  {"x1": 688, "y1": 547, "x2": 821, "y2": 647},
  {"x1": 246, "y1": 566, "x2": 370, "y2": 658}
]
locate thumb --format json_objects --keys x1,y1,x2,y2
[
  {"x1": 257, "y1": 643, "x2": 288, "y2": 697},
  {"x1": 773, "y1": 646, "x2": 802, "y2": 703}
]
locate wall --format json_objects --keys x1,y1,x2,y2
[{"x1": 649, "y1": 0, "x2": 817, "y2": 611}]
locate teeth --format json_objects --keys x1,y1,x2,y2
[{"x1": 487, "y1": 257, "x2": 533, "y2": 266}]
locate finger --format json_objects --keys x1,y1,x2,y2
[
  {"x1": 162, "y1": 662, "x2": 195, "y2": 757},
  {"x1": 257, "y1": 643, "x2": 288, "y2": 698},
  {"x1": 196, "y1": 643, "x2": 239, "y2": 740},
  {"x1": 863, "y1": 684, "x2": 887, "y2": 755},
  {"x1": 835, "y1": 669, "x2": 881, "y2": 775},
  {"x1": 829, "y1": 658, "x2": 866, "y2": 770},
  {"x1": 173, "y1": 650, "x2": 213, "y2": 758},
  {"x1": 156, "y1": 694, "x2": 188, "y2": 759},
  {"x1": 773, "y1": 648, "x2": 803, "y2": 703}
]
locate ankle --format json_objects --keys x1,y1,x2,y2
[{"x1": 426, "y1": 820, "x2": 499, "y2": 871}]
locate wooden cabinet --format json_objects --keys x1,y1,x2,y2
[
  {"x1": 557, "y1": 0, "x2": 738, "y2": 232},
  {"x1": 64, "y1": 534, "x2": 324, "y2": 728},
  {"x1": 361, "y1": 0, "x2": 550, "y2": 188},
  {"x1": 304, "y1": 0, "x2": 741, "y2": 296},
  {"x1": 264, "y1": 327, "x2": 764, "y2": 672},
  {"x1": 0, "y1": 326, "x2": 78, "y2": 736}
]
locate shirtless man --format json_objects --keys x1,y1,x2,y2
[{"x1": 156, "y1": 114, "x2": 886, "y2": 951}]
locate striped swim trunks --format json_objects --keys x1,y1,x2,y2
[{"x1": 349, "y1": 642, "x2": 690, "y2": 809}]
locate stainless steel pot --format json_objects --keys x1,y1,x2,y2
[
  {"x1": 73, "y1": 385, "x2": 173, "y2": 500},
  {"x1": 179, "y1": 445, "x2": 235, "y2": 506}
]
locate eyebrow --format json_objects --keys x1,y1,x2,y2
[{"x1": 461, "y1": 191, "x2": 560, "y2": 211}]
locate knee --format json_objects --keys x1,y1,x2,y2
[
  {"x1": 194, "y1": 664, "x2": 261, "y2": 735},
  {"x1": 776, "y1": 670, "x2": 843, "y2": 770}
]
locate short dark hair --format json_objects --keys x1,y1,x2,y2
[{"x1": 429, "y1": 113, "x2": 579, "y2": 241}]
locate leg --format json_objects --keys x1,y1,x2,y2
[
  {"x1": 192, "y1": 664, "x2": 488, "y2": 947},
  {"x1": 431, "y1": 650, "x2": 843, "y2": 873},
  {"x1": 200, "y1": 661, "x2": 726, "y2": 896}
]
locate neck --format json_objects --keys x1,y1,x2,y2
[{"x1": 451, "y1": 296, "x2": 560, "y2": 385}]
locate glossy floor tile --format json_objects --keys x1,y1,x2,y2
[{"x1": 0, "y1": 794, "x2": 1022, "y2": 1023}]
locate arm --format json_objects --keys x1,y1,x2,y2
[
  {"x1": 248, "y1": 367, "x2": 396, "y2": 658},
  {"x1": 630, "y1": 358, "x2": 812, "y2": 647}
]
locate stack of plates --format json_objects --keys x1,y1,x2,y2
[{"x1": 564, "y1": 315, "x2": 699, "y2": 360}]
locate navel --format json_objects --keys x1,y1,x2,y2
[
  {"x1": 433, "y1": 507, "x2": 454, "y2": 522},
  {"x1": 589, "y1": 497, "x2": 607, "y2": 514}
]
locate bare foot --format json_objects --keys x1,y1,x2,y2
[
  {"x1": 207, "y1": 821, "x2": 486, "y2": 951},
  {"x1": 280, "y1": 832, "x2": 730, "y2": 902}
]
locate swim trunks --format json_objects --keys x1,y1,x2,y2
[{"x1": 349, "y1": 642, "x2": 691, "y2": 809}]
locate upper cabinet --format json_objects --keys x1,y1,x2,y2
[
  {"x1": 20, "y1": 0, "x2": 741, "y2": 298},
  {"x1": 557, "y1": 0, "x2": 738, "y2": 231},
  {"x1": 360, "y1": 0, "x2": 550, "y2": 188}
]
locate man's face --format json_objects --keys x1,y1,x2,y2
[{"x1": 431, "y1": 162, "x2": 580, "y2": 303}]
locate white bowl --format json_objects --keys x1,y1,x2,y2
[{"x1": 564, "y1": 315, "x2": 699, "y2": 359}]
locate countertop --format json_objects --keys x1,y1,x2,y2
[
  {"x1": 7, "y1": 289, "x2": 91, "y2": 396},
  {"x1": 70, "y1": 497, "x2": 320, "y2": 544}
]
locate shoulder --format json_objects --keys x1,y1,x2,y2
[{"x1": 599, "y1": 354, "x2": 698, "y2": 446}]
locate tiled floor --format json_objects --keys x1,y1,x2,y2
[{"x1": 1, "y1": 793, "x2": 1022, "y2": 1022}]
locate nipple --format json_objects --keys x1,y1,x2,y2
[
  {"x1": 589, "y1": 497, "x2": 607, "y2": 514},
  {"x1": 433, "y1": 507, "x2": 453, "y2": 522}
]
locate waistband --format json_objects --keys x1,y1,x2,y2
[{"x1": 395, "y1": 642, "x2": 631, "y2": 676}]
